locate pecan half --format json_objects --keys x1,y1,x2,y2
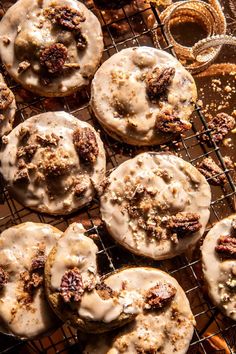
[
  {"x1": 60, "y1": 267, "x2": 84, "y2": 303},
  {"x1": 96, "y1": 282, "x2": 114, "y2": 300},
  {"x1": 0, "y1": 267, "x2": 8, "y2": 289},
  {"x1": 145, "y1": 282, "x2": 176, "y2": 309},
  {"x1": 16, "y1": 144, "x2": 38, "y2": 161},
  {"x1": 201, "y1": 113, "x2": 235, "y2": 145},
  {"x1": 156, "y1": 112, "x2": 191, "y2": 134},
  {"x1": 45, "y1": 5, "x2": 85, "y2": 30},
  {"x1": 166, "y1": 212, "x2": 201, "y2": 236},
  {"x1": 197, "y1": 157, "x2": 227, "y2": 185},
  {"x1": 40, "y1": 43, "x2": 68, "y2": 74},
  {"x1": 73, "y1": 127, "x2": 99, "y2": 164},
  {"x1": 0, "y1": 84, "x2": 14, "y2": 110},
  {"x1": 146, "y1": 67, "x2": 175, "y2": 100},
  {"x1": 215, "y1": 236, "x2": 236, "y2": 259}
]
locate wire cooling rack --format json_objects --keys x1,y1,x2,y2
[{"x1": 0, "y1": 0, "x2": 236, "y2": 353}]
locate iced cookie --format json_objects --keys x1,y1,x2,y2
[
  {"x1": 0, "y1": 222, "x2": 62, "y2": 339},
  {"x1": 45, "y1": 223, "x2": 137, "y2": 333},
  {"x1": 0, "y1": 74, "x2": 16, "y2": 138},
  {"x1": 0, "y1": 111, "x2": 106, "y2": 215},
  {"x1": 100, "y1": 152, "x2": 211, "y2": 260},
  {"x1": 91, "y1": 47, "x2": 197, "y2": 146},
  {"x1": 202, "y1": 215, "x2": 236, "y2": 320},
  {"x1": 0, "y1": 0, "x2": 104, "y2": 97},
  {"x1": 83, "y1": 267, "x2": 195, "y2": 353}
]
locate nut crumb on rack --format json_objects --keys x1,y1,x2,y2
[{"x1": 200, "y1": 112, "x2": 235, "y2": 144}]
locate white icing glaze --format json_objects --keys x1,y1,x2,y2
[
  {"x1": 0, "y1": 0, "x2": 104, "y2": 97},
  {"x1": 201, "y1": 215, "x2": 236, "y2": 320},
  {"x1": 91, "y1": 47, "x2": 197, "y2": 145},
  {"x1": 84, "y1": 267, "x2": 195, "y2": 354},
  {"x1": 0, "y1": 222, "x2": 62, "y2": 339},
  {"x1": 0, "y1": 74, "x2": 16, "y2": 138},
  {"x1": 101, "y1": 152, "x2": 211, "y2": 260},
  {"x1": 0, "y1": 111, "x2": 106, "y2": 215}
]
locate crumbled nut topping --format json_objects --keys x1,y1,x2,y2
[
  {"x1": 156, "y1": 112, "x2": 192, "y2": 134},
  {"x1": 197, "y1": 157, "x2": 227, "y2": 185},
  {"x1": 40, "y1": 43, "x2": 68, "y2": 74},
  {"x1": 0, "y1": 84, "x2": 14, "y2": 110},
  {"x1": 76, "y1": 32, "x2": 88, "y2": 50},
  {"x1": 36, "y1": 133, "x2": 59, "y2": 147},
  {"x1": 166, "y1": 212, "x2": 201, "y2": 237},
  {"x1": 145, "y1": 67, "x2": 175, "y2": 100},
  {"x1": 21, "y1": 271, "x2": 43, "y2": 293},
  {"x1": 201, "y1": 113, "x2": 235, "y2": 145},
  {"x1": 145, "y1": 282, "x2": 176, "y2": 309},
  {"x1": 73, "y1": 175, "x2": 90, "y2": 197},
  {"x1": 13, "y1": 168, "x2": 30, "y2": 184},
  {"x1": 16, "y1": 144, "x2": 38, "y2": 162},
  {"x1": 215, "y1": 236, "x2": 236, "y2": 259},
  {"x1": 95, "y1": 282, "x2": 114, "y2": 300},
  {"x1": 40, "y1": 148, "x2": 73, "y2": 177},
  {"x1": 60, "y1": 267, "x2": 84, "y2": 303},
  {"x1": 44, "y1": 5, "x2": 85, "y2": 30},
  {"x1": 73, "y1": 127, "x2": 99, "y2": 164},
  {"x1": 18, "y1": 61, "x2": 31, "y2": 74},
  {"x1": 31, "y1": 245, "x2": 45, "y2": 272},
  {"x1": 0, "y1": 267, "x2": 9, "y2": 289}
]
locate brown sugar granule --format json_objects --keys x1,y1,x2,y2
[
  {"x1": 0, "y1": 84, "x2": 14, "y2": 110},
  {"x1": 40, "y1": 43, "x2": 68, "y2": 74},
  {"x1": 215, "y1": 236, "x2": 236, "y2": 259},
  {"x1": 60, "y1": 267, "x2": 84, "y2": 303},
  {"x1": 145, "y1": 282, "x2": 176, "y2": 309},
  {"x1": 146, "y1": 67, "x2": 175, "y2": 100},
  {"x1": 45, "y1": 5, "x2": 85, "y2": 30},
  {"x1": 201, "y1": 113, "x2": 235, "y2": 144},
  {"x1": 166, "y1": 212, "x2": 201, "y2": 237},
  {"x1": 197, "y1": 157, "x2": 227, "y2": 186},
  {"x1": 0, "y1": 267, "x2": 9, "y2": 289},
  {"x1": 73, "y1": 127, "x2": 99, "y2": 163},
  {"x1": 156, "y1": 112, "x2": 191, "y2": 134}
]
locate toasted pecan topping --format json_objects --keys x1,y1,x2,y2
[
  {"x1": 40, "y1": 148, "x2": 72, "y2": 177},
  {"x1": 166, "y1": 212, "x2": 201, "y2": 236},
  {"x1": 156, "y1": 112, "x2": 191, "y2": 134},
  {"x1": 73, "y1": 127, "x2": 99, "y2": 164},
  {"x1": 18, "y1": 61, "x2": 31, "y2": 74},
  {"x1": 197, "y1": 157, "x2": 227, "y2": 186},
  {"x1": 40, "y1": 43, "x2": 68, "y2": 74},
  {"x1": 31, "y1": 247, "x2": 45, "y2": 272},
  {"x1": 146, "y1": 67, "x2": 175, "y2": 100},
  {"x1": 16, "y1": 144, "x2": 38, "y2": 162},
  {"x1": 21, "y1": 271, "x2": 43, "y2": 293},
  {"x1": 96, "y1": 282, "x2": 114, "y2": 300},
  {"x1": 60, "y1": 267, "x2": 84, "y2": 303},
  {"x1": 36, "y1": 133, "x2": 59, "y2": 147},
  {"x1": 0, "y1": 84, "x2": 14, "y2": 110},
  {"x1": 73, "y1": 176, "x2": 90, "y2": 197},
  {"x1": 215, "y1": 236, "x2": 236, "y2": 259},
  {"x1": 76, "y1": 32, "x2": 88, "y2": 50},
  {"x1": 201, "y1": 113, "x2": 235, "y2": 145},
  {"x1": 13, "y1": 168, "x2": 30, "y2": 185},
  {"x1": 145, "y1": 282, "x2": 176, "y2": 309},
  {"x1": 0, "y1": 267, "x2": 9, "y2": 289},
  {"x1": 45, "y1": 5, "x2": 85, "y2": 30}
]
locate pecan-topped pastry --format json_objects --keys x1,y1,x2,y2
[
  {"x1": 202, "y1": 215, "x2": 236, "y2": 320},
  {"x1": 100, "y1": 152, "x2": 211, "y2": 260},
  {"x1": 0, "y1": 112, "x2": 106, "y2": 215},
  {"x1": 0, "y1": 74, "x2": 16, "y2": 138},
  {"x1": 0, "y1": 222, "x2": 61, "y2": 339},
  {"x1": 91, "y1": 47, "x2": 197, "y2": 146},
  {"x1": 45, "y1": 223, "x2": 138, "y2": 333},
  {"x1": 84, "y1": 267, "x2": 195, "y2": 354},
  {"x1": 0, "y1": 0, "x2": 104, "y2": 97}
]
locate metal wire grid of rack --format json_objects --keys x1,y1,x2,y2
[{"x1": 0, "y1": 0, "x2": 236, "y2": 353}]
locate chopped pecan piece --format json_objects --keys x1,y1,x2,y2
[
  {"x1": 215, "y1": 236, "x2": 236, "y2": 259},
  {"x1": 0, "y1": 84, "x2": 14, "y2": 110},
  {"x1": 166, "y1": 212, "x2": 201, "y2": 237},
  {"x1": 40, "y1": 148, "x2": 72, "y2": 177},
  {"x1": 95, "y1": 282, "x2": 114, "y2": 300},
  {"x1": 60, "y1": 267, "x2": 84, "y2": 303},
  {"x1": 31, "y1": 249, "x2": 45, "y2": 272},
  {"x1": 45, "y1": 5, "x2": 85, "y2": 30},
  {"x1": 0, "y1": 267, "x2": 8, "y2": 289},
  {"x1": 146, "y1": 67, "x2": 175, "y2": 100},
  {"x1": 197, "y1": 157, "x2": 227, "y2": 185},
  {"x1": 18, "y1": 61, "x2": 31, "y2": 73},
  {"x1": 76, "y1": 32, "x2": 87, "y2": 50},
  {"x1": 145, "y1": 282, "x2": 176, "y2": 309},
  {"x1": 36, "y1": 133, "x2": 59, "y2": 147},
  {"x1": 73, "y1": 176, "x2": 90, "y2": 197},
  {"x1": 16, "y1": 144, "x2": 38, "y2": 161},
  {"x1": 201, "y1": 113, "x2": 235, "y2": 144},
  {"x1": 40, "y1": 43, "x2": 68, "y2": 74},
  {"x1": 22, "y1": 271, "x2": 43, "y2": 292},
  {"x1": 73, "y1": 127, "x2": 99, "y2": 164},
  {"x1": 13, "y1": 168, "x2": 30, "y2": 184},
  {"x1": 156, "y1": 112, "x2": 191, "y2": 134}
]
